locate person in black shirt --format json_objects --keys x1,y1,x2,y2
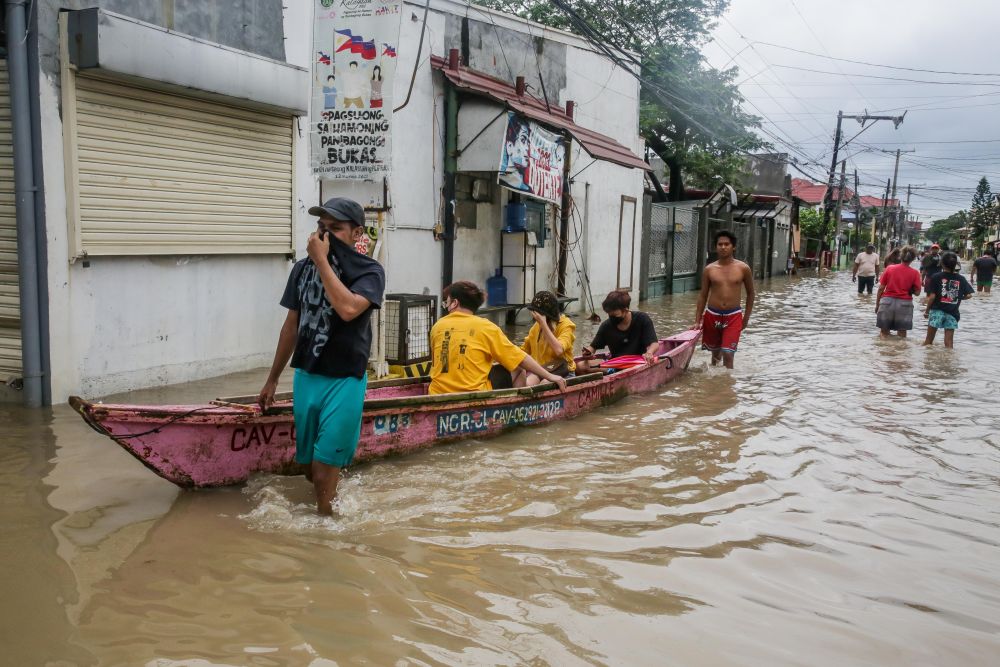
[
  {"x1": 577, "y1": 290, "x2": 659, "y2": 371},
  {"x1": 923, "y1": 251, "x2": 974, "y2": 349},
  {"x1": 971, "y1": 251, "x2": 998, "y2": 293},
  {"x1": 258, "y1": 198, "x2": 385, "y2": 515},
  {"x1": 920, "y1": 243, "x2": 942, "y2": 299}
]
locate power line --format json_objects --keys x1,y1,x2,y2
[
  {"x1": 752, "y1": 40, "x2": 1000, "y2": 77},
  {"x1": 771, "y1": 64, "x2": 1000, "y2": 87}
]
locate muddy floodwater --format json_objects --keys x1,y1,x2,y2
[{"x1": 3, "y1": 272, "x2": 1000, "y2": 666}]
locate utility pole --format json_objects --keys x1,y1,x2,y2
[
  {"x1": 835, "y1": 160, "x2": 847, "y2": 267},
  {"x1": 881, "y1": 178, "x2": 892, "y2": 252},
  {"x1": 822, "y1": 111, "x2": 905, "y2": 267},
  {"x1": 888, "y1": 148, "x2": 916, "y2": 242}
]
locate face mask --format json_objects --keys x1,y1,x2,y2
[{"x1": 608, "y1": 314, "x2": 626, "y2": 326}]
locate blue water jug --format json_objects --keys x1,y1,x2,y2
[
  {"x1": 486, "y1": 269, "x2": 507, "y2": 306},
  {"x1": 504, "y1": 203, "x2": 527, "y2": 232}
]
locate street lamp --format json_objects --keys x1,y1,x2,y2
[{"x1": 846, "y1": 222, "x2": 854, "y2": 261}]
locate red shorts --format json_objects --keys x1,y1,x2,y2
[{"x1": 701, "y1": 307, "x2": 743, "y2": 354}]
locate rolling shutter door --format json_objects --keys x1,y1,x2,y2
[
  {"x1": 72, "y1": 74, "x2": 294, "y2": 256},
  {"x1": 0, "y1": 60, "x2": 20, "y2": 381}
]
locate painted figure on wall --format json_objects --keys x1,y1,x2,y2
[
  {"x1": 342, "y1": 61, "x2": 367, "y2": 108},
  {"x1": 322, "y1": 74, "x2": 337, "y2": 109},
  {"x1": 499, "y1": 116, "x2": 531, "y2": 192},
  {"x1": 370, "y1": 65, "x2": 383, "y2": 108}
]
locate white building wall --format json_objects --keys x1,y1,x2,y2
[
  {"x1": 43, "y1": 4, "x2": 320, "y2": 402},
  {"x1": 42, "y1": 0, "x2": 645, "y2": 401}
]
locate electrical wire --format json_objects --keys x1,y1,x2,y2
[{"x1": 752, "y1": 40, "x2": 1000, "y2": 77}]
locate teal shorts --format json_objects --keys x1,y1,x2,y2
[
  {"x1": 928, "y1": 310, "x2": 959, "y2": 330},
  {"x1": 293, "y1": 369, "x2": 367, "y2": 467}
]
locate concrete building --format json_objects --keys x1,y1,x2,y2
[{"x1": 3, "y1": 0, "x2": 648, "y2": 405}]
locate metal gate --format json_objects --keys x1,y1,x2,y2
[{"x1": 646, "y1": 204, "x2": 670, "y2": 298}]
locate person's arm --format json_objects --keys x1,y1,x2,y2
[
  {"x1": 694, "y1": 268, "x2": 711, "y2": 328},
  {"x1": 531, "y1": 312, "x2": 565, "y2": 356},
  {"x1": 875, "y1": 282, "x2": 887, "y2": 313},
  {"x1": 258, "y1": 309, "x2": 299, "y2": 410},
  {"x1": 517, "y1": 355, "x2": 567, "y2": 391},
  {"x1": 742, "y1": 264, "x2": 756, "y2": 330},
  {"x1": 852, "y1": 257, "x2": 859, "y2": 281},
  {"x1": 307, "y1": 232, "x2": 372, "y2": 322},
  {"x1": 923, "y1": 293, "x2": 936, "y2": 316}
]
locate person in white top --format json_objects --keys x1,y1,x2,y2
[{"x1": 852, "y1": 244, "x2": 880, "y2": 295}]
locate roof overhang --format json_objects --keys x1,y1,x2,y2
[{"x1": 432, "y1": 55, "x2": 650, "y2": 172}]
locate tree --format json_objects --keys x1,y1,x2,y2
[
  {"x1": 925, "y1": 210, "x2": 967, "y2": 249},
  {"x1": 969, "y1": 177, "x2": 997, "y2": 250},
  {"x1": 798, "y1": 208, "x2": 825, "y2": 240},
  {"x1": 473, "y1": 0, "x2": 768, "y2": 198}
]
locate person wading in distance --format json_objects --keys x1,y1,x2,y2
[
  {"x1": 875, "y1": 246, "x2": 921, "y2": 339},
  {"x1": 695, "y1": 230, "x2": 755, "y2": 369}
]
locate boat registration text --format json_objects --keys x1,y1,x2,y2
[{"x1": 436, "y1": 399, "x2": 565, "y2": 437}]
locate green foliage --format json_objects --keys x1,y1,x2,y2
[
  {"x1": 471, "y1": 0, "x2": 768, "y2": 197},
  {"x1": 969, "y1": 177, "x2": 997, "y2": 249},
  {"x1": 925, "y1": 210, "x2": 967, "y2": 248},
  {"x1": 798, "y1": 208, "x2": 825, "y2": 239}
]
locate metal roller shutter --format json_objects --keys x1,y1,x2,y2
[
  {"x1": 0, "y1": 60, "x2": 20, "y2": 381},
  {"x1": 70, "y1": 73, "x2": 294, "y2": 257}
]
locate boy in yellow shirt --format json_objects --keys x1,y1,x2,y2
[
  {"x1": 429, "y1": 281, "x2": 567, "y2": 395},
  {"x1": 513, "y1": 290, "x2": 576, "y2": 387}
]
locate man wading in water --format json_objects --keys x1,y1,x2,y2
[
  {"x1": 695, "y1": 230, "x2": 755, "y2": 369},
  {"x1": 258, "y1": 198, "x2": 385, "y2": 515}
]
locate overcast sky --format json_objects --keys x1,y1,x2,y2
[{"x1": 701, "y1": 0, "x2": 1000, "y2": 224}]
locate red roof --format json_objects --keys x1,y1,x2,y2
[
  {"x1": 790, "y1": 178, "x2": 827, "y2": 205},
  {"x1": 431, "y1": 55, "x2": 650, "y2": 172},
  {"x1": 859, "y1": 195, "x2": 899, "y2": 208},
  {"x1": 790, "y1": 178, "x2": 859, "y2": 205}
]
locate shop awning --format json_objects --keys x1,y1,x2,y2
[{"x1": 431, "y1": 55, "x2": 651, "y2": 172}]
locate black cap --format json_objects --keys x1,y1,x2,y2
[{"x1": 308, "y1": 197, "x2": 365, "y2": 227}]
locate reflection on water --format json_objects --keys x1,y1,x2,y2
[{"x1": 3, "y1": 272, "x2": 1000, "y2": 665}]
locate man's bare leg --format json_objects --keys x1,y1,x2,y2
[
  {"x1": 711, "y1": 350, "x2": 722, "y2": 366},
  {"x1": 880, "y1": 328, "x2": 891, "y2": 339},
  {"x1": 722, "y1": 352, "x2": 735, "y2": 369},
  {"x1": 944, "y1": 329, "x2": 955, "y2": 348},
  {"x1": 923, "y1": 326, "x2": 937, "y2": 346},
  {"x1": 311, "y1": 461, "x2": 341, "y2": 516},
  {"x1": 897, "y1": 330, "x2": 908, "y2": 338}
]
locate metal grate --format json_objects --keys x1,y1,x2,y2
[
  {"x1": 648, "y1": 205, "x2": 670, "y2": 279},
  {"x1": 384, "y1": 294, "x2": 437, "y2": 365},
  {"x1": 673, "y1": 207, "x2": 700, "y2": 276}
]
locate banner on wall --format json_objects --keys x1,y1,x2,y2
[
  {"x1": 310, "y1": 0, "x2": 403, "y2": 180},
  {"x1": 497, "y1": 112, "x2": 565, "y2": 204}
]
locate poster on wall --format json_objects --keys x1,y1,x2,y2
[
  {"x1": 497, "y1": 112, "x2": 565, "y2": 204},
  {"x1": 310, "y1": 0, "x2": 403, "y2": 180}
]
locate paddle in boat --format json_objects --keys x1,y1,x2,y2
[{"x1": 69, "y1": 328, "x2": 700, "y2": 488}]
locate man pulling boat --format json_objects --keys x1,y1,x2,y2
[{"x1": 257, "y1": 197, "x2": 385, "y2": 516}]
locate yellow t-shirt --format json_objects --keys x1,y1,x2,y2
[
  {"x1": 521, "y1": 315, "x2": 576, "y2": 372},
  {"x1": 428, "y1": 311, "x2": 527, "y2": 395}
]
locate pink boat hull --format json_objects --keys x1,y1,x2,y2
[{"x1": 70, "y1": 330, "x2": 700, "y2": 488}]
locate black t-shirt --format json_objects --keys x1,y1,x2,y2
[
  {"x1": 927, "y1": 271, "x2": 973, "y2": 320},
  {"x1": 921, "y1": 253, "x2": 941, "y2": 276},
  {"x1": 973, "y1": 256, "x2": 998, "y2": 279},
  {"x1": 590, "y1": 311, "x2": 658, "y2": 357},
  {"x1": 280, "y1": 239, "x2": 385, "y2": 378}
]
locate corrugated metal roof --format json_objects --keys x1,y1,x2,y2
[{"x1": 431, "y1": 55, "x2": 651, "y2": 172}]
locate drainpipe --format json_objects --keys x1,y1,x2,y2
[
  {"x1": 556, "y1": 100, "x2": 574, "y2": 296},
  {"x1": 442, "y1": 49, "x2": 459, "y2": 288},
  {"x1": 5, "y1": 0, "x2": 43, "y2": 407}
]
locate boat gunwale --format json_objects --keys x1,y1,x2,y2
[{"x1": 68, "y1": 332, "x2": 699, "y2": 423}]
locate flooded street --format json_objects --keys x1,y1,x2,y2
[{"x1": 3, "y1": 271, "x2": 1000, "y2": 666}]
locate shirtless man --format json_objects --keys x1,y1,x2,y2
[{"x1": 695, "y1": 230, "x2": 756, "y2": 369}]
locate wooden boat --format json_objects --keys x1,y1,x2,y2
[{"x1": 69, "y1": 328, "x2": 700, "y2": 488}]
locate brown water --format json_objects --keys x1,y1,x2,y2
[{"x1": 3, "y1": 272, "x2": 1000, "y2": 666}]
